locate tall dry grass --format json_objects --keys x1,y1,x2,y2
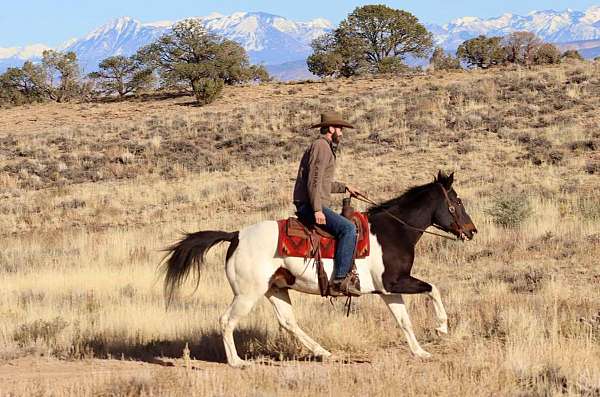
[{"x1": 0, "y1": 61, "x2": 599, "y2": 395}]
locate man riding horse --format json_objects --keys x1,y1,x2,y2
[{"x1": 293, "y1": 111, "x2": 362, "y2": 297}]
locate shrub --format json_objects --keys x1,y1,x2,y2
[
  {"x1": 430, "y1": 47, "x2": 461, "y2": 71},
  {"x1": 577, "y1": 196, "x2": 600, "y2": 220},
  {"x1": 192, "y1": 78, "x2": 224, "y2": 105},
  {"x1": 562, "y1": 50, "x2": 584, "y2": 61},
  {"x1": 533, "y1": 43, "x2": 562, "y2": 65},
  {"x1": 13, "y1": 317, "x2": 69, "y2": 348},
  {"x1": 585, "y1": 159, "x2": 600, "y2": 174},
  {"x1": 376, "y1": 57, "x2": 410, "y2": 74},
  {"x1": 486, "y1": 193, "x2": 532, "y2": 227}
]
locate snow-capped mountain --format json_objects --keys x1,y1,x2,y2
[
  {"x1": 2, "y1": 7, "x2": 600, "y2": 80},
  {"x1": 59, "y1": 12, "x2": 332, "y2": 72},
  {"x1": 64, "y1": 16, "x2": 169, "y2": 72},
  {"x1": 0, "y1": 44, "x2": 50, "y2": 70},
  {"x1": 431, "y1": 6, "x2": 600, "y2": 49},
  {"x1": 198, "y1": 12, "x2": 331, "y2": 63}
]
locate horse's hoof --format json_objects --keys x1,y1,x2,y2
[
  {"x1": 229, "y1": 359, "x2": 250, "y2": 368},
  {"x1": 320, "y1": 352, "x2": 337, "y2": 363},
  {"x1": 315, "y1": 349, "x2": 332, "y2": 358},
  {"x1": 415, "y1": 350, "x2": 432, "y2": 359},
  {"x1": 436, "y1": 323, "x2": 448, "y2": 334}
]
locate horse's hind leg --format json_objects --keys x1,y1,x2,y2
[
  {"x1": 427, "y1": 283, "x2": 448, "y2": 334},
  {"x1": 265, "y1": 287, "x2": 331, "y2": 359},
  {"x1": 220, "y1": 293, "x2": 263, "y2": 367},
  {"x1": 380, "y1": 294, "x2": 431, "y2": 358}
]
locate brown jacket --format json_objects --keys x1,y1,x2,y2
[{"x1": 293, "y1": 136, "x2": 346, "y2": 211}]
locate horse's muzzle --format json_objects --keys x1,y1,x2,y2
[{"x1": 460, "y1": 223, "x2": 478, "y2": 241}]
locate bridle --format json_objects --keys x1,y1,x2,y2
[
  {"x1": 434, "y1": 183, "x2": 465, "y2": 238},
  {"x1": 352, "y1": 183, "x2": 467, "y2": 241}
]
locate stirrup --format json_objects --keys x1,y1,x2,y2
[{"x1": 330, "y1": 274, "x2": 361, "y2": 297}]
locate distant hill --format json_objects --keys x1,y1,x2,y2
[
  {"x1": 557, "y1": 39, "x2": 600, "y2": 59},
  {"x1": 266, "y1": 60, "x2": 316, "y2": 81}
]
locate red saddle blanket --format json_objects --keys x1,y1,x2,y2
[{"x1": 276, "y1": 212, "x2": 370, "y2": 259}]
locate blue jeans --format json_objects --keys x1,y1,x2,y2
[{"x1": 295, "y1": 203, "x2": 357, "y2": 280}]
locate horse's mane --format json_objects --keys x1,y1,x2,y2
[{"x1": 367, "y1": 182, "x2": 436, "y2": 216}]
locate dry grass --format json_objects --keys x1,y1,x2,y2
[{"x1": 0, "y1": 61, "x2": 599, "y2": 396}]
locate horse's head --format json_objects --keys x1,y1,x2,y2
[{"x1": 432, "y1": 171, "x2": 477, "y2": 241}]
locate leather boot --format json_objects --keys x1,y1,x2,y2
[{"x1": 330, "y1": 272, "x2": 361, "y2": 297}]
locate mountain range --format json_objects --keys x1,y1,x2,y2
[
  {"x1": 1, "y1": 7, "x2": 600, "y2": 80},
  {"x1": 428, "y1": 6, "x2": 600, "y2": 49}
]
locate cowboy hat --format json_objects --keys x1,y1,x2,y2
[{"x1": 310, "y1": 111, "x2": 355, "y2": 129}]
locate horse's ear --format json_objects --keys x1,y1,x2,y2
[
  {"x1": 436, "y1": 170, "x2": 445, "y2": 182},
  {"x1": 447, "y1": 172, "x2": 455, "y2": 188},
  {"x1": 436, "y1": 170, "x2": 453, "y2": 189}
]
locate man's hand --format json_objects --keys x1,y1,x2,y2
[
  {"x1": 346, "y1": 185, "x2": 361, "y2": 197},
  {"x1": 315, "y1": 211, "x2": 326, "y2": 225}
]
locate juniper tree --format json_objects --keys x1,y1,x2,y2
[
  {"x1": 138, "y1": 19, "x2": 267, "y2": 105},
  {"x1": 561, "y1": 49, "x2": 584, "y2": 61},
  {"x1": 0, "y1": 61, "x2": 47, "y2": 105},
  {"x1": 41, "y1": 50, "x2": 81, "y2": 102},
  {"x1": 308, "y1": 5, "x2": 432, "y2": 77},
  {"x1": 89, "y1": 55, "x2": 154, "y2": 97},
  {"x1": 533, "y1": 43, "x2": 562, "y2": 65},
  {"x1": 430, "y1": 47, "x2": 461, "y2": 71},
  {"x1": 456, "y1": 35, "x2": 505, "y2": 69},
  {"x1": 503, "y1": 31, "x2": 543, "y2": 66}
]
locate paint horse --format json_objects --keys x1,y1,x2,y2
[{"x1": 162, "y1": 171, "x2": 477, "y2": 367}]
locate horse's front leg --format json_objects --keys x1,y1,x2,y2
[
  {"x1": 385, "y1": 275, "x2": 448, "y2": 335},
  {"x1": 427, "y1": 283, "x2": 448, "y2": 334},
  {"x1": 380, "y1": 294, "x2": 431, "y2": 358}
]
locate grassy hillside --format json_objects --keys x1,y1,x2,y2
[{"x1": 0, "y1": 61, "x2": 599, "y2": 395}]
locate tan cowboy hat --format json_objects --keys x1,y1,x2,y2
[{"x1": 310, "y1": 111, "x2": 355, "y2": 129}]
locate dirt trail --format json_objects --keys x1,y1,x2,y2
[{"x1": 0, "y1": 357, "x2": 163, "y2": 382}]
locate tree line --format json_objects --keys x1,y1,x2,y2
[
  {"x1": 0, "y1": 19, "x2": 269, "y2": 107},
  {"x1": 308, "y1": 5, "x2": 587, "y2": 78},
  {"x1": 1, "y1": 6, "x2": 591, "y2": 107}
]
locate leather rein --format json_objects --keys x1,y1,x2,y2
[{"x1": 352, "y1": 184, "x2": 461, "y2": 242}]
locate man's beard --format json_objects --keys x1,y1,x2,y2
[
  {"x1": 331, "y1": 132, "x2": 341, "y2": 154},
  {"x1": 332, "y1": 131, "x2": 341, "y2": 144}
]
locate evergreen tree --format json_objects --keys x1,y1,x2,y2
[
  {"x1": 533, "y1": 43, "x2": 562, "y2": 65},
  {"x1": 430, "y1": 47, "x2": 461, "y2": 71},
  {"x1": 89, "y1": 55, "x2": 154, "y2": 97},
  {"x1": 561, "y1": 49, "x2": 584, "y2": 61},
  {"x1": 456, "y1": 36, "x2": 505, "y2": 69},
  {"x1": 307, "y1": 5, "x2": 432, "y2": 77},
  {"x1": 503, "y1": 31, "x2": 543, "y2": 65},
  {"x1": 138, "y1": 19, "x2": 268, "y2": 104},
  {"x1": 42, "y1": 50, "x2": 81, "y2": 102},
  {"x1": 0, "y1": 61, "x2": 47, "y2": 106}
]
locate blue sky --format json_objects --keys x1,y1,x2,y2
[{"x1": 1, "y1": 0, "x2": 599, "y2": 47}]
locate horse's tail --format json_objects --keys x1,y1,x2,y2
[{"x1": 162, "y1": 230, "x2": 239, "y2": 307}]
